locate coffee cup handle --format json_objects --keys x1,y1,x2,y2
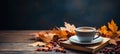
[{"x1": 93, "y1": 31, "x2": 100, "y2": 40}]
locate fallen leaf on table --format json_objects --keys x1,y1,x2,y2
[
  {"x1": 33, "y1": 22, "x2": 76, "y2": 43},
  {"x1": 28, "y1": 42, "x2": 46, "y2": 47},
  {"x1": 38, "y1": 31, "x2": 56, "y2": 43},
  {"x1": 109, "y1": 39, "x2": 117, "y2": 45},
  {"x1": 59, "y1": 30, "x2": 68, "y2": 38},
  {"x1": 52, "y1": 22, "x2": 76, "y2": 38},
  {"x1": 64, "y1": 22, "x2": 76, "y2": 34}
]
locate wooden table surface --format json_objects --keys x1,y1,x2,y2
[{"x1": 0, "y1": 30, "x2": 90, "y2": 54}]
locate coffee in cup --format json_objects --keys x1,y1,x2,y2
[{"x1": 75, "y1": 27, "x2": 100, "y2": 42}]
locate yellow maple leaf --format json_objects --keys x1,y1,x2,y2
[{"x1": 108, "y1": 20, "x2": 118, "y2": 32}]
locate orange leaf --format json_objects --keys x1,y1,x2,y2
[
  {"x1": 60, "y1": 30, "x2": 67, "y2": 38},
  {"x1": 38, "y1": 31, "x2": 55, "y2": 43},
  {"x1": 99, "y1": 25, "x2": 108, "y2": 35},
  {"x1": 106, "y1": 31, "x2": 113, "y2": 38},
  {"x1": 108, "y1": 20, "x2": 118, "y2": 32},
  {"x1": 117, "y1": 30, "x2": 120, "y2": 35}
]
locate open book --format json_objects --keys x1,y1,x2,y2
[{"x1": 60, "y1": 37, "x2": 110, "y2": 54}]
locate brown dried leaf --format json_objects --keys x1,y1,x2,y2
[
  {"x1": 28, "y1": 42, "x2": 46, "y2": 47},
  {"x1": 38, "y1": 31, "x2": 56, "y2": 43},
  {"x1": 64, "y1": 22, "x2": 76, "y2": 34},
  {"x1": 109, "y1": 39, "x2": 117, "y2": 45},
  {"x1": 114, "y1": 37, "x2": 120, "y2": 41},
  {"x1": 58, "y1": 22, "x2": 76, "y2": 38}
]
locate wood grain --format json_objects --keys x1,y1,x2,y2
[{"x1": 0, "y1": 30, "x2": 89, "y2": 54}]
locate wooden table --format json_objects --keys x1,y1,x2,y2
[{"x1": 0, "y1": 30, "x2": 90, "y2": 54}]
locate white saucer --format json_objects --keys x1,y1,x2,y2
[{"x1": 69, "y1": 35, "x2": 103, "y2": 44}]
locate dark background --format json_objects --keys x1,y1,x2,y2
[{"x1": 1, "y1": 0, "x2": 120, "y2": 30}]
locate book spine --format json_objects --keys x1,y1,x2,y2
[{"x1": 60, "y1": 43, "x2": 93, "y2": 53}]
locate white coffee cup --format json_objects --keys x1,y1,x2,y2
[{"x1": 75, "y1": 27, "x2": 100, "y2": 42}]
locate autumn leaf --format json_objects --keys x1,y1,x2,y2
[
  {"x1": 105, "y1": 31, "x2": 113, "y2": 38},
  {"x1": 117, "y1": 30, "x2": 120, "y2": 35},
  {"x1": 60, "y1": 22, "x2": 76, "y2": 36},
  {"x1": 98, "y1": 19, "x2": 120, "y2": 45},
  {"x1": 28, "y1": 42, "x2": 46, "y2": 47},
  {"x1": 109, "y1": 39, "x2": 117, "y2": 45},
  {"x1": 109, "y1": 37, "x2": 120, "y2": 46},
  {"x1": 98, "y1": 25, "x2": 108, "y2": 35},
  {"x1": 108, "y1": 20, "x2": 118, "y2": 32},
  {"x1": 60, "y1": 30, "x2": 68, "y2": 38},
  {"x1": 38, "y1": 31, "x2": 56, "y2": 43},
  {"x1": 64, "y1": 22, "x2": 76, "y2": 33}
]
